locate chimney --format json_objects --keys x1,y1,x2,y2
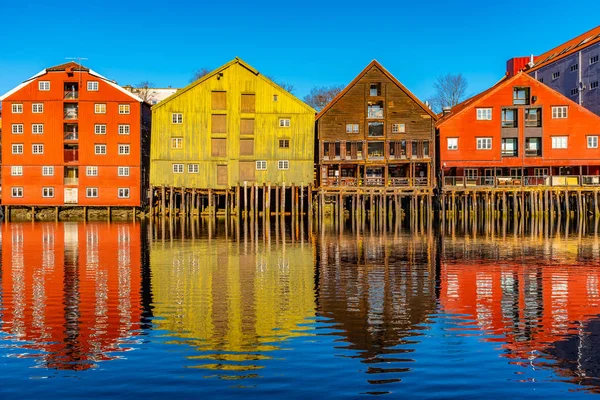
[{"x1": 442, "y1": 106, "x2": 452, "y2": 116}]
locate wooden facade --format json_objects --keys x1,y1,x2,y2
[{"x1": 0, "y1": 62, "x2": 150, "y2": 209}]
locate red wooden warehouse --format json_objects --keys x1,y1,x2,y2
[{"x1": 0, "y1": 62, "x2": 150, "y2": 207}]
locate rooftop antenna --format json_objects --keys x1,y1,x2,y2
[{"x1": 65, "y1": 57, "x2": 88, "y2": 95}]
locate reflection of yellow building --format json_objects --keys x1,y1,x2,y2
[{"x1": 150, "y1": 240, "x2": 315, "y2": 370}]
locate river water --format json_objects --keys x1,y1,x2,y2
[{"x1": 1, "y1": 219, "x2": 599, "y2": 399}]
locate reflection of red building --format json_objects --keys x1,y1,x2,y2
[{"x1": 1, "y1": 222, "x2": 142, "y2": 370}]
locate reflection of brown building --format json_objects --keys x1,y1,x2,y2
[{"x1": 1, "y1": 222, "x2": 142, "y2": 370}]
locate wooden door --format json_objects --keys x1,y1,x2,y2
[{"x1": 217, "y1": 165, "x2": 228, "y2": 186}]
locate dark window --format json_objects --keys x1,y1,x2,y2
[
  {"x1": 591, "y1": 55, "x2": 599, "y2": 65},
  {"x1": 552, "y1": 71, "x2": 560, "y2": 80},
  {"x1": 367, "y1": 101, "x2": 384, "y2": 119},
  {"x1": 367, "y1": 142, "x2": 384, "y2": 159},
  {"x1": 513, "y1": 87, "x2": 530, "y2": 105},
  {"x1": 370, "y1": 83, "x2": 381, "y2": 96},
  {"x1": 525, "y1": 137, "x2": 542, "y2": 157},
  {"x1": 570, "y1": 64, "x2": 579, "y2": 72},
  {"x1": 501, "y1": 138, "x2": 518, "y2": 157},
  {"x1": 525, "y1": 108, "x2": 542, "y2": 127},
  {"x1": 501, "y1": 108, "x2": 518, "y2": 128},
  {"x1": 279, "y1": 139, "x2": 289, "y2": 148},
  {"x1": 591, "y1": 81, "x2": 599, "y2": 90},
  {"x1": 368, "y1": 122, "x2": 384, "y2": 137}
]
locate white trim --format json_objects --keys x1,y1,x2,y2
[
  {"x1": 88, "y1": 69, "x2": 143, "y2": 102},
  {"x1": 0, "y1": 69, "x2": 45, "y2": 101}
]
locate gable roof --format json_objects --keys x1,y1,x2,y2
[
  {"x1": 525, "y1": 25, "x2": 600, "y2": 73},
  {"x1": 316, "y1": 60, "x2": 437, "y2": 120},
  {"x1": 152, "y1": 57, "x2": 316, "y2": 113},
  {"x1": 46, "y1": 61, "x2": 90, "y2": 72}
]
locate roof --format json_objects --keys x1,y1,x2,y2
[
  {"x1": 46, "y1": 61, "x2": 90, "y2": 72},
  {"x1": 152, "y1": 57, "x2": 316, "y2": 113},
  {"x1": 525, "y1": 25, "x2": 600, "y2": 73},
  {"x1": 316, "y1": 60, "x2": 437, "y2": 120}
]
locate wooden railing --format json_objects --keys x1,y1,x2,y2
[
  {"x1": 321, "y1": 177, "x2": 431, "y2": 187},
  {"x1": 444, "y1": 175, "x2": 599, "y2": 188}
]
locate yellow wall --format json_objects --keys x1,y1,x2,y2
[{"x1": 150, "y1": 59, "x2": 316, "y2": 189}]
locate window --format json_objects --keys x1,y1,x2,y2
[
  {"x1": 12, "y1": 104, "x2": 23, "y2": 113},
  {"x1": 447, "y1": 138, "x2": 458, "y2": 150},
  {"x1": 118, "y1": 166, "x2": 130, "y2": 176},
  {"x1": 212, "y1": 114, "x2": 226, "y2": 133},
  {"x1": 552, "y1": 71, "x2": 560, "y2": 80},
  {"x1": 118, "y1": 104, "x2": 130, "y2": 114},
  {"x1": 368, "y1": 122, "x2": 384, "y2": 137},
  {"x1": 501, "y1": 138, "x2": 518, "y2": 157},
  {"x1": 240, "y1": 119, "x2": 255, "y2": 134},
  {"x1": 551, "y1": 136, "x2": 568, "y2": 149},
  {"x1": 95, "y1": 104, "x2": 106, "y2": 114},
  {"x1": 465, "y1": 169, "x2": 478, "y2": 179},
  {"x1": 588, "y1": 136, "x2": 598, "y2": 149},
  {"x1": 211, "y1": 91, "x2": 226, "y2": 110},
  {"x1": 525, "y1": 138, "x2": 542, "y2": 156},
  {"x1": 12, "y1": 144, "x2": 23, "y2": 154},
  {"x1": 513, "y1": 87, "x2": 530, "y2": 105},
  {"x1": 12, "y1": 187, "x2": 23, "y2": 198},
  {"x1": 241, "y1": 94, "x2": 256, "y2": 113},
  {"x1": 86, "y1": 187, "x2": 98, "y2": 198},
  {"x1": 534, "y1": 168, "x2": 548, "y2": 177},
  {"x1": 118, "y1": 144, "x2": 130, "y2": 155},
  {"x1": 591, "y1": 81, "x2": 599, "y2": 90},
  {"x1": 476, "y1": 108, "x2": 492, "y2": 120},
  {"x1": 188, "y1": 164, "x2": 199, "y2": 173},
  {"x1": 42, "y1": 187, "x2": 54, "y2": 198},
  {"x1": 39, "y1": 81, "x2": 50, "y2": 91},
  {"x1": 476, "y1": 137, "x2": 492, "y2": 150},
  {"x1": 346, "y1": 124, "x2": 359, "y2": 133},
  {"x1": 87, "y1": 81, "x2": 99, "y2": 91},
  {"x1": 11, "y1": 166, "x2": 23, "y2": 176},
  {"x1": 525, "y1": 108, "x2": 542, "y2": 127},
  {"x1": 552, "y1": 106, "x2": 568, "y2": 119},
  {"x1": 273, "y1": 94, "x2": 278, "y2": 102},
  {"x1": 501, "y1": 109, "x2": 517, "y2": 128},
  {"x1": 172, "y1": 113, "x2": 183, "y2": 124},
  {"x1": 118, "y1": 124, "x2": 130, "y2": 135},
  {"x1": 32, "y1": 124, "x2": 44, "y2": 134},
  {"x1": 570, "y1": 64, "x2": 579, "y2": 72},
  {"x1": 392, "y1": 123, "x2": 405, "y2": 133},
  {"x1": 95, "y1": 124, "x2": 106, "y2": 134},
  {"x1": 32, "y1": 144, "x2": 44, "y2": 154},
  {"x1": 367, "y1": 142, "x2": 385, "y2": 159},
  {"x1": 367, "y1": 101, "x2": 384, "y2": 119},
  {"x1": 279, "y1": 139, "x2": 290, "y2": 148},
  {"x1": 240, "y1": 139, "x2": 254, "y2": 156},
  {"x1": 95, "y1": 144, "x2": 107, "y2": 155},
  {"x1": 118, "y1": 188, "x2": 130, "y2": 198},
  {"x1": 172, "y1": 164, "x2": 184, "y2": 173},
  {"x1": 278, "y1": 160, "x2": 289, "y2": 170},
  {"x1": 538, "y1": 77, "x2": 544, "y2": 83},
  {"x1": 370, "y1": 83, "x2": 381, "y2": 96},
  {"x1": 570, "y1": 88, "x2": 579, "y2": 96},
  {"x1": 211, "y1": 138, "x2": 227, "y2": 157},
  {"x1": 42, "y1": 166, "x2": 54, "y2": 176},
  {"x1": 591, "y1": 55, "x2": 599, "y2": 65},
  {"x1": 279, "y1": 118, "x2": 291, "y2": 127},
  {"x1": 32, "y1": 103, "x2": 43, "y2": 113},
  {"x1": 171, "y1": 137, "x2": 183, "y2": 149},
  {"x1": 256, "y1": 160, "x2": 267, "y2": 170},
  {"x1": 12, "y1": 124, "x2": 24, "y2": 134},
  {"x1": 86, "y1": 166, "x2": 98, "y2": 176}
]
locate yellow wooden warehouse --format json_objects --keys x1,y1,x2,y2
[{"x1": 150, "y1": 58, "x2": 316, "y2": 217}]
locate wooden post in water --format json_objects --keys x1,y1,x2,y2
[
  {"x1": 181, "y1": 187, "x2": 186, "y2": 217},
  {"x1": 208, "y1": 188, "x2": 213, "y2": 218},
  {"x1": 161, "y1": 185, "x2": 166, "y2": 217},
  {"x1": 262, "y1": 183, "x2": 267, "y2": 218},
  {"x1": 244, "y1": 181, "x2": 248, "y2": 218},
  {"x1": 267, "y1": 183, "x2": 272, "y2": 217},
  {"x1": 300, "y1": 186, "x2": 304, "y2": 217},
  {"x1": 276, "y1": 186, "x2": 280, "y2": 219},
  {"x1": 281, "y1": 182, "x2": 286, "y2": 216},
  {"x1": 169, "y1": 186, "x2": 174, "y2": 217}
]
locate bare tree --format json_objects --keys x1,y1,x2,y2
[
  {"x1": 427, "y1": 73, "x2": 468, "y2": 113},
  {"x1": 135, "y1": 80, "x2": 157, "y2": 103},
  {"x1": 191, "y1": 67, "x2": 212, "y2": 82},
  {"x1": 265, "y1": 75, "x2": 295, "y2": 94},
  {"x1": 304, "y1": 85, "x2": 345, "y2": 111}
]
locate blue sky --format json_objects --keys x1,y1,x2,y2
[{"x1": 1, "y1": 1, "x2": 599, "y2": 102}]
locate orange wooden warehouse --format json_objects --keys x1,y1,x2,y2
[{"x1": 0, "y1": 62, "x2": 151, "y2": 207}]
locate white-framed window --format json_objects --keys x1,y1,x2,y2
[
  {"x1": 32, "y1": 144, "x2": 44, "y2": 154},
  {"x1": 12, "y1": 103, "x2": 23, "y2": 113},
  {"x1": 32, "y1": 124, "x2": 44, "y2": 134},
  {"x1": 118, "y1": 166, "x2": 130, "y2": 176},
  {"x1": 11, "y1": 166, "x2": 23, "y2": 176},
  {"x1": 172, "y1": 163, "x2": 184, "y2": 173},
  {"x1": 476, "y1": 137, "x2": 492, "y2": 150},
  {"x1": 277, "y1": 160, "x2": 289, "y2": 170},
  {"x1": 171, "y1": 137, "x2": 183, "y2": 149},
  {"x1": 570, "y1": 88, "x2": 579, "y2": 96},
  {"x1": 95, "y1": 124, "x2": 107, "y2": 134},
  {"x1": 552, "y1": 106, "x2": 568, "y2": 119},
  {"x1": 12, "y1": 187, "x2": 23, "y2": 198},
  {"x1": 279, "y1": 118, "x2": 291, "y2": 127},
  {"x1": 118, "y1": 144, "x2": 130, "y2": 155},
  {"x1": 118, "y1": 124, "x2": 130, "y2": 135},
  {"x1": 588, "y1": 136, "x2": 598, "y2": 149},
  {"x1": 86, "y1": 166, "x2": 98, "y2": 176},
  {"x1": 12, "y1": 124, "x2": 24, "y2": 134},
  {"x1": 172, "y1": 113, "x2": 183, "y2": 124},
  {"x1": 447, "y1": 137, "x2": 458, "y2": 150},
  {"x1": 591, "y1": 81, "x2": 599, "y2": 90},
  {"x1": 42, "y1": 187, "x2": 54, "y2": 198},
  {"x1": 12, "y1": 144, "x2": 23, "y2": 154},
  {"x1": 42, "y1": 166, "x2": 54, "y2": 176},
  {"x1": 94, "y1": 103, "x2": 107, "y2": 114},
  {"x1": 32, "y1": 103, "x2": 44, "y2": 113},
  {"x1": 38, "y1": 81, "x2": 50, "y2": 91},
  {"x1": 591, "y1": 55, "x2": 599, "y2": 65},
  {"x1": 392, "y1": 123, "x2": 406, "y2": 133},
  {"x1": 86, "y1": 187, "x2": 98, "y2": 198},
  {"x1": 118, "y1": 104, "x2": 130, "y2": 114},
  {"x1": 346, "y1": 124, "x2": 359, "y2": 133},
  {"x1": 256, "y1": 160, "x2": 267, "y2": 170},
  {"x1": 476, "y1": 108, "x2": 492, "y2": 120},
  {"x1": 95, "y1": 144, "x2": 107, "y2": 155},
  {"x1": 188, "y1": 164, "x2": 199, "y2": 173},
  {"x1": 87, "y1": 81, "x2": 99, "y2": 91},
  {"x1": 570, "y1": 64, "x2": 579, "y2": 72},
  {"x1": 552, "y1": 71, "x2": 560, "y2": 80},
  {"x1": 551, "y1": 136, "x2": 568, "y2": 149},
  {"x1": 118, "y1": 188, "x2": 130, "y2": 198}
]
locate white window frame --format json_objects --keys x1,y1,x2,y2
[
  {"x1": 552, "y1": 106, "x2": 568, "y2": 119},
  {"x1": 32, "y1": 144, "x2": 44, "y2": 154},
  {"x1": 86, "y1": 187, "x2": 99, "y2": 198},
  {"x1": 279, "y1": 118, "x2": 291, "y2": 127},
  {"x1": 118, "y1": 104, "x2": 130, "y2": 114},
  {"x1": 86, "y1": 166, "x2": 99, "y2": 176},
  {"x1": 476, "y1": 137, "x2": 492, "y2": 150},
  {"x1": 172, "y1": 163, "x2": 184, "y2": 173},
  {"x1": 32, "y1": 103, "x2": 44, "y2": 113},
  {"x1": 552, "y1": 71, "x2": 560, "y2": 80},
  {"x1": 12, "y1": 124, "x2": 24, "y2": 134},
  {"x1": 277, "y1": 160, "x2": 289, "y2": 170},
  {"x1": 188, "y1": 164, "x2": 199, "y2": 173},
  {"x1": 95, "y1": 144, "x2": 107, "y2": 155},
  {"x1": 87, "y1": 81, "x2": 99, "y2": 91},
  {"x1": 94, "y1": 103, "x2": 107, "y2": 114},
  {"x1": 11, "y1": 166, "x2": 23, "y2": 176},
  {"x1": 392, "y1": 123, "x2": 406, "y2": 133},
  {"x1": 447, "y1": 138, "x2": 458, "y2": 150},
  {"x1": 591, "y1": 55, "x2": 599, "y2": 65},
  {"x1": 551, "y1": 136, "x2": 568, "y2": 149},
  {"x1": 172, "y1": 113, "x2": 183, "y2": 124},
  {"x1": 42, "y1": 166, "x2": 54, "y2": 176},
  {"x1": 38, "y1": 81, "x2": 50, "y2": 91},
  {"x1": 42, "y1": 187, "x2": 54, "y2": 198},
  {"x1": 256, "y1": 160, "x2": 267, "y2": 171},
  {"x1": 118, "y1": 124, "x2": 130, "y2": 135},
  {"x1": 588, "y1": 136, "x2": 598, "y2": 149},
  {"x1": 118, "y1": 144, "x2": 130, "y2": 155},
  {"x1": 118, "y1": 188, "x2": 130, "y2": 198},
  {"x1": 476, "y1": 108, "x2": 492, "y2": 120},
  {"x1": 346, "y1": 124, "x2": 359, "y2": 133},
  {"x1": 171, "y1": 137, "x2": 183, "y2": 149},
  {"x1": 12, "y1": 144, "x2": 23, "y2": 154},
  {"x1": 95, "y1": 124, "x2": 107, "y2": 134},
  {"x1": 12, "y1": 187, "x2": 23, "y2": 198},
  {"x1": 12, "y1": 103, "x2": 23, "y2": 113},
  {"x1": 118, "y1": 166, "x2": 130, "y2": 176},
  {"x1": 32, "y1": 124, "x2": 44, "y2": 134}
]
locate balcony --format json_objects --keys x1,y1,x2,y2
[
  {"x1": 64, "y1": 104, "x2": 78, "y2": 120},
  {"x1": 64, "y1": 146, "x2": 79, "y2": 163},
  {"x1": 64, "y1": 123, "x2": 78, "y2": 140},
  {"x1": 64, "y1": 90, "x2": 79, "y2": 100},
  {"x1": 64, "y1": 166, "x2": 79, "y2": 185},
  {"x1": 64, "y1": 82, "x2": 79, "y2": 100},
  {"x1": 64, "y1": 177, "x2": 79, "y2": 185},
  {"x1": 64, "y1": 131, "x2": 78, "y2": 140}
]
